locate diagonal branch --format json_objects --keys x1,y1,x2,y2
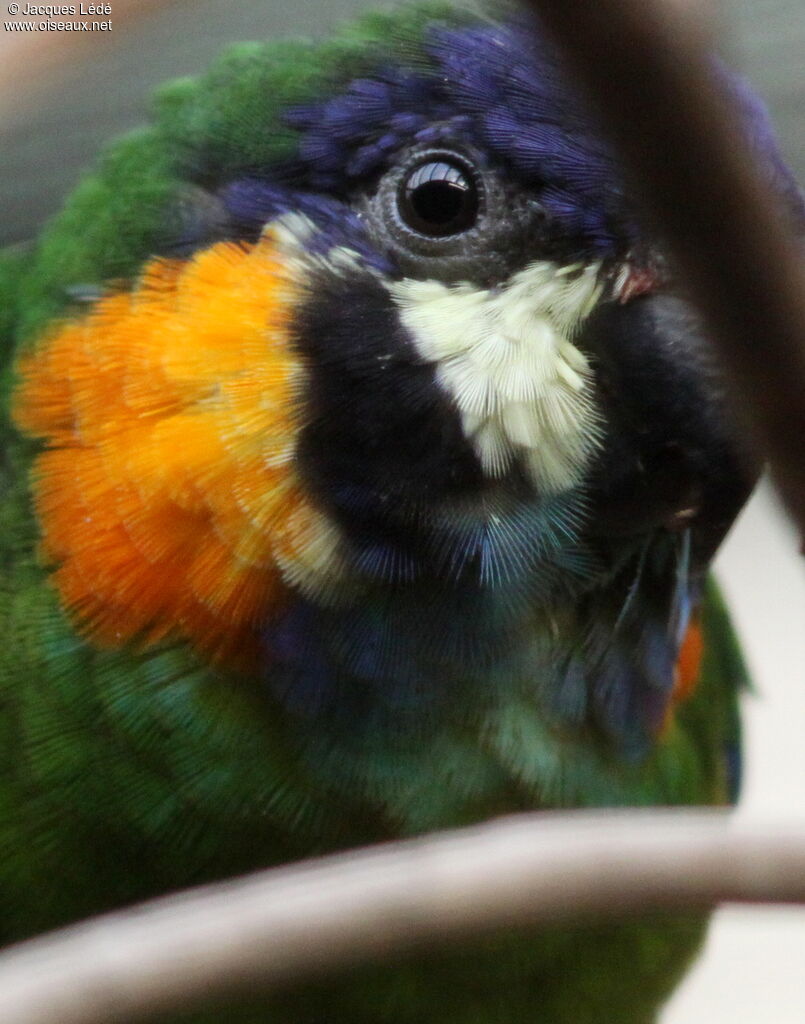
[{"x1": 0, "y1": 811, "x2": 805, "y2": 1024}]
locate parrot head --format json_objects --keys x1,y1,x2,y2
[{"x1": 13, "y1": 4, "x2": 803, "y2": 760}]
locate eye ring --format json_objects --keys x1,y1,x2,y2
[{"x1": 396, "y1": 153, "x2": 481, "y2": 238}]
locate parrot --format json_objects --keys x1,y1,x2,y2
[{"x1": 0, "y1": 1, "x2": 802, "y2": 1021}]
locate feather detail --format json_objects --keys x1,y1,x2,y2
[
  {"x1": 390, "y1": 260, "x2": 603, "y2": 492},
  {"x1": 13, "y1": 233, "x2": 344, "y2": 663}
]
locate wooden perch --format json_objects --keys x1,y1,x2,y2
[{"x1": 0, "y1": 811, "x2": 804, "y2": 1024}]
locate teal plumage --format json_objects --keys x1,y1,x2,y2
[{"x1": 0, "y1": 3, "x2": 784, "y2": 1020}]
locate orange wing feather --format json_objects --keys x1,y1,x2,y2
[{"x1": 673, "y1": 617, "x2": 705, "y2": 706}]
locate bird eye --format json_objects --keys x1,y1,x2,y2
[{"x1": 397, "y1": 157, "x2": 480, "y2": 238}]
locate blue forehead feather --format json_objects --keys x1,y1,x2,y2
[
  {"x1": 285, "y1": 68, "x2": 455, "y2": 183},
  {"x1": 218, "y1": 179, "x2": 394, "y2": 272},
  {"x1": 286, "y1": 20, "x2": 637, "y2": 253},
  {"x1": 281, "y1": 16, "x2": 803, "y2": 255}
]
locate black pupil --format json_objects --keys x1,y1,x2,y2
[{"x1": 400, "y1": 159, "x2": 478, "y2": 238}]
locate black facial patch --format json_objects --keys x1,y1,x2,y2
[
  {"x1": 291, "y1": 263, "x2": 486, "y2": 570},
  {"x1": 581, "y1": 293, "x2": 757, "y2": 567}
]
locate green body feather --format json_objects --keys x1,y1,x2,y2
[{"x1": 0, "y1": 5, "x2": 748, "y2": 1020}]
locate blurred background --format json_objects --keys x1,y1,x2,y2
[{"x1": 1, "y1": 1, "x2": 803, "y2": 1020}]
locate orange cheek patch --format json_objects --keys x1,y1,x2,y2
[{"x1": 14, "y1": 235, "x2": 337, "y2": 664}]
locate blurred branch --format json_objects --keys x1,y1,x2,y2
[
  {"x1": 0, "y1": 811, "x2": 805, "y2": 1024},
  {"x1": 528, "y1": 0, "x2": 805, "y2": 541}
]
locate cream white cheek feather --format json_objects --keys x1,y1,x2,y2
[{"x1": 389, "y1": 260, "x2": 604, "y2": 493}]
